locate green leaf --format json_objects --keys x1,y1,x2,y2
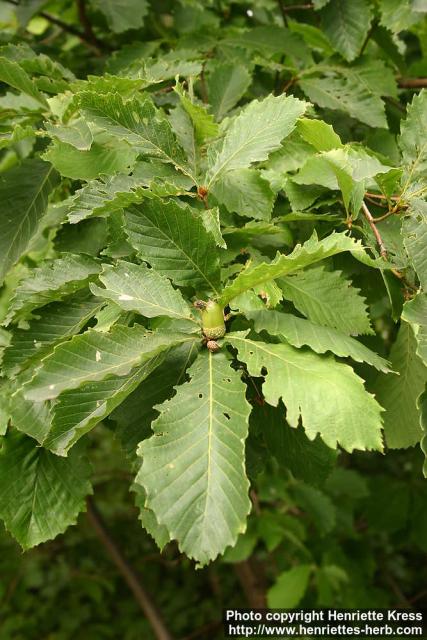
[
  {"x1": 296, "y1": 118, "x2": 342, "y2": 152},
  {"x1": 201, "y1": 207, "x2": 227, "y2": 249},
  {"x1": 320, "y1": 0, "x2": 372, "y2": 62},
  {"x1": 43, "y1": 139, "x2": 137, "y2": 181},
  {"x1": 0, "y1": 56, "x2": 48, "y2": 107},
  {"x1": 265, "y1": 131, "x2": 316, "y2": 175},
  {"x1": 124, "y1": 198, "x2": 221, "y2": 293},
  {"x1": 67, "y1": 161, "x2": 193, "y2": 224},
  {"x1": 402, "y1": 200, "x2": 427, "y2": 289},
  {"x1": 379, "y1": 0, "x2": 421, "y2": 33},
  {"x1": 211, "y1": 169, "x2": 275, "y2": 221},
  {"x1": 226, "y1": 26, "x2": 311, "y2": 63},
  {"x1": 279, "y1": 266, "x2": 373, "y2": 335},
  {"x1": 44, "y1": 351, "x2": 167, "y2": 456},
  {"x1": 71, "y1": 74, "x2": 145, "y2": 97},
  {"x1": 112, "y1": 341, "x2": 198, "y2": 465},
  {"x1": 132, "y1": 56, "x2": 203, "y2": 89},
  {"x1": 90, "y1": 0, "x2": 148, "y2": 33},
  {"x1": 218, "y1": 232, "x2": 380, "y2": 306},
  {"x1": 248, "y1": 309, "x2": 390, "y2": 372},
  {"x1": 1, "y1": 293, "x2": 101, "y2": 377},
  {"x1": 174, "y1": 82, "x2": 219, "y2": 145},
  {"x1": 44, "y1": 118, "x2": 93, "y2": 151},
  {"x1": 4, "y1": 254, "x2": 101, "y2": 326},
  {"x1": 206, "y1": 94, "x2": 307, "y2": 188},
  {"x1": 419, "y1": 386, "x2": 427, "y2": 478},
  {"x1": 293, "y1": 483, "x2": 336, "y2": 533},
  {"x1": 313, "y1": 0, "x2": 331, "y2": 8},
  {"x1": 169, "y1": 104, "x2": 198, "y2": 176},
  {"x1": 0, "y1": 431, "x2": 91, "y2": 549},
  {"x1": 292, "y1": 148, "x2": 389, "y2": 217},
  {"x1": 227, "y1": 333, "x2": 384, "y2": 452},
  {"x1": 136, "y1": 350, "x2": 252, "y2": 566},
  {"x1": 0, "y1": 43, "x2": 74, "y2": 84},
  {"x1": 375, "y1": 321, "x2": 427, "y2": 448},
  {"x1": 0, "y1": 123, "x2": 35, "y2": 150},
  {"x1": 90, "y1": 261, "x2": 197, "y2": 325},
  {"x1": 300, "y1": 74, "x2": 388, "y2": 129},
  {"x1": 293, "y1": 148, "x2": 356, "y2": 212},
  {"x1": 402, "y1": 294, "x2": 427, "y2": 366},
  {"x1": 133, "y1": 484, "x2": 170, "y2": 551},
  {"x1": 79, "y1": 92, "x2": 193, "y2": 181},
  {"x1": 399, "y1": 90, "x2": 427, "y2": 196},
  {"x1": 207, "y1": 63, "x2": 251, "y2": 121},
  {"x1": 267, "y1": 565, "x2": 312, "y2": 608},
  {"x1": 23, "y1": 325, "x2": 195, "y2": 401},
  {"x1": 9, "y1": 390, "x2": 52, "y2": 443},
  {"x1": 0, "y1": 382, "x2": 11, "y2": 436},
  {"x1": 258, "y1": 403, "x2": 337, "y2": 485},
  {"x1": 0, "y1": 159, "x2": 59, "y2": 284}
]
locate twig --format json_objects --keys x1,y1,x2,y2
[
  {"x1": 361, "y1": 201, "x2": 388, "y2": 258},
  {"x1": 383, "y1": 570, "x2": 411, "y2": 608},
  {"x1": 280, "y1": 3, "x2": 313, "y2": 9},
  {"x1": 408, "y1": 588, "x2": 427, "y2": 604},
  {"x1": 277, "y1": 0, "x2": 289, "y2": 27},
  {"x1": 3, "y1": 0, "x2": 104, "y2": 54},
  {"x1": 234, "y1": 560, "x2": 267, "y2": 608},
  {"x1": 199, "y1": 62, "x2": 209, "y2": 104},
  {"x1": 282, "y1": 76, "x2": 297, "y2": 93},
  {"x1": 359, "y1": 22, "x2": 375, "y2": 57},
  {"x1": 384, "y1": 96, "x2": 406, "y2": 113},
  {"x1": 250, "y1": 489, "x2": 261, "y2": 515},
  {"x1": 398, "y1": 77, "x2": 427, "y2": 88},
  {"x1": 76, "y1": 0, "x2": 104, "y2": 50},
  {"x1": 372, "y1": 210, "x2": 398, "y2": 223},
  {"x1": 86, "y1": 497, "x2": 174, "y2": 640},
  {"x1": 365, "y1": 196, "x2": 388, "y2": 209},
  {"x1": 365, "y1": 192, "x2": 400, "y2": 201},
  {"x1": 181, "y1": 620, "x2": 222, "y2": 640}
]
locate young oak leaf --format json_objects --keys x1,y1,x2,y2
[
  {"x1": 136, "y1": 350, "x2": 252, "y2": 566},
  {"x1": 227, "y1": 332, "x2": 384, "y2": 452}
]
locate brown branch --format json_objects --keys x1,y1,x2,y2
[
  {"x1": 282, "y1": 76, "x2": 297, "y2": 93},
  {"x1": 280, "y1": 3, "x2": 313, "y2": 9},
  {"x1": 86, "y1": 498, "x2": 174, "y2": 640},
  {"x1": 365, "y1": 192, "x2": 400, "y2": 201},
  {"x1": 181, "y1": 620, "x2": 222, "y2": 640},
  {"x1": 199, "y1": 62, "x2": 209, "y2": 104},
  {"x1": 408, "y1": 588, "x2": 427, "y2": 604},
  {"x1": 383, "y1": 570, "x2": 411, "y2": 608},
  {"x1": 398, "y1": 77, "x2": 427, "y2": 88},
  {"x1": 234, "y1": 560, "x2": 267, "y2": 608},
  {"x1": 365, "y1": 196, "x2": 388, "y2": 209},
  {"x1": 372, "y1": 210, "x2": 398, "y2": 223},
  {"x1": 384, "y1": 96, "x2": 406, "y2": 113},
  {"x1": 76, "y1": 0, "x2": 104, "y2": 50},
  {"x1": 3, "y1": 0, "x2": 104, "y2": 53},
  {"x1": 362, "y1": 201, "x2": 387, "y2": 258},
  {"x1": 277, "y1": 0, "x2": 289, "y2": 27}
]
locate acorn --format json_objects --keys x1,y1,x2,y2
[{"x1": 195, "y1": 300, "x2": 226, "y2": 340}]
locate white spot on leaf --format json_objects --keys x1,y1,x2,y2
[
  {"x1": 119, "y1": 294, "x2": 134, "y2": 301},
  {"x1": 96, "y1": 350, "x2": 102, "y2": 362}
]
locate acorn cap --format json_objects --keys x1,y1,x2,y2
[{"x1": 203, "y1": 325, "x2": 226, "y2": 340}]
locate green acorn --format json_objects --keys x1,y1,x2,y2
[{"x1": 196, "y1": 300, "x2": 226, "y2": 340}]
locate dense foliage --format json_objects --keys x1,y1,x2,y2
[{"x1": 0, "y1": 0, "x2": 427, "y2": 635}]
